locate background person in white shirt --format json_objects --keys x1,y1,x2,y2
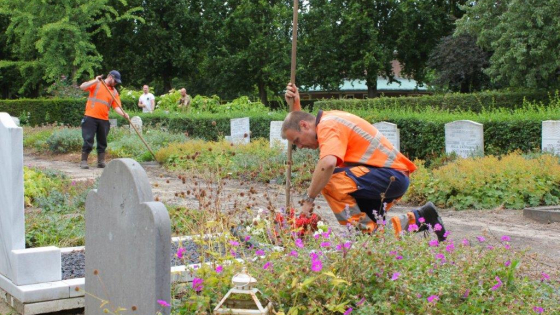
[{"x1": 138, "y1": 85, "x2": 155, "y2": 113}]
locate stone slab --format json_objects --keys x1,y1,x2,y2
[
  {"x1": 229, "y1": 117, "x2": 250, "y2": 144},
  {"x1": 445, "y1": 120, "x2": 484, "y2": 158},
  {"x1": 109, "y1": 119, "x2": 118, "y2": 128},
  {"x1": 0, "y1": 112, "x2": 25, "y2": 281},
  {"x1": 23, "y1": 297, "x2": 83, "y2": 315},
  {"x1": 62, "y1": 278, "x2": 84, "y2": 298},
  {"x1": 373, "y1": 121, "x2": 400, "y2": 151},
  {"x1": 11, "y1": 247, "x2": 61, "y2": 286},
  {"x1": 523, "y1": 207, "x2": 560, "y2": 224},
  {"x1": 269, "y1": 121, "x2": 288, "y2": 151},
  {"x1": 542, "y1": 120, "x2": 560, "y2": 155}
]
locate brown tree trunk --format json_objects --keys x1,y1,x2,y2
[
  {"x1": 367, "y1": 78, "x2": 378, "y2": 98},
  {"x1": 258, "y1": 81, "x2": 268, "y2": 106}
]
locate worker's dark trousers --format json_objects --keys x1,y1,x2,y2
[{"x1": 81, "y1": 116, "x2": 110, "y2": 154}]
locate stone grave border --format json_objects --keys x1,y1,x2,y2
[{"x1": 523, "y1": 206, "x2": 560, "y2": 224}]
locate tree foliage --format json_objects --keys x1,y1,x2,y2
[{"x1": 456, "y1": 0, "x2": 560, "y2": 88}]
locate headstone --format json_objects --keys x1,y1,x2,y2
[
  {"x1": 109, "y1": 119, "x2": 118, "y2": 128},
  {"x1": 269, "y1": 121, "x2": 288, "y2": 151},
  {"x1": 542, "y1": 121, "x2": 560, "y2": 155},
  {"x1": 373, "y1": 121, "x2": 400, "y2": 151},
  {"x1": 11, "y1": 116, "x2": 20, "y2": 126},
  {"x1": 0, "y1": 112, "x2": 61, "y2": 285},
  {"x1": 130, "y1": 116, "x2": 142, "y2": 134},
  {"x1": 229, "y1": 117, "x2": 250, "y2": 144},
  {"x1": 85, "y1": 159, "x2": 171, "y2": 315},
  {"x1": 445, "y1": 120, "x2": 484, "y2": 158}
]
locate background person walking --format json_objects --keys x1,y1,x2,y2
[{"x1": 79, "y1": 70, "x2": 129, "y2": 169}]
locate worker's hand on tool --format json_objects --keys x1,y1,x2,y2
[
  {"x1": 95, "y1": 75, "x2": 103, "y2": 81},
  {"x1": 123, "y1": 112, "x2": 130, "y2": 119},
  {"x1": 285, "y1": 83, "x2": 300, "y2": 108},
  {"x1": 300, "y1": 200, "x2": 314, "y2": 217}
]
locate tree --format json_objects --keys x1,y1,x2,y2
[
  {"x1": 0, "y1": 0, "x2": 142, "y2": 95},
  {"x1": 456, "y1": 0, "x2": 560, "y2": 88},
  {"x1": 427, "y1": 34, "x2": 491, "y2": 92}
]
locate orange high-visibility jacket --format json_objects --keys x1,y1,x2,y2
[
  {"x1": 83, "y1": 81, "x2": 121, "y2": 120},
  {"x1": 316, "y1": 110, "x2": 417, "y2": 173}
]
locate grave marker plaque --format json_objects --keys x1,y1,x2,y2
[
  {"x1": 373, "y1": 121, "x2": 400, "y2": 151},
  {"x1": 230, "y1": 117, "x2": 250, "y2": 144},
  {"x1": 130, "y1": 116, "x2": 142, "y2": 134},
  {"x1": 269, "y1": 121, "x2": 288, "y2": 151},
  {"x1": 445, "y1": 120, "x2": 484, "y2": 158},
  {"x1": 542, "y1": 121, "x2": 560, "y2": 155}
]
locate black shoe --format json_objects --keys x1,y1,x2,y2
[{"x1": 417, "y1": 202, "x2": 446, "y2": 242}]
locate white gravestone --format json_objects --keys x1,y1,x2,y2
[
  {"x1": 130, "y1": 116, "x2": 142, "y2": 134},
  {"x1": 109, "y1": 119, "x2": 118, "y2": 128},
  {"x1": 445, "y1": 120, "x2": 484, "y2": 158},
  {"x1": 11, "y1": 116, "x2": 20, "y2": 126},
  {"x1": 269, "y1": 121, "x2": 288, "y2": 151},
  {"x1": 373, "y1": 121, "x2": 400, "y2": 151},
  {"x1": 542, "y1": 121, "x2": 560, "y2": 155},
  {"x1": 85, "y1": 159, "x2": 171, "y2": 315},
  {"x1": 0, "y1": 112, "x2": 61, "y2": 286},
  {"x1": 230, "y1": 117, "x2": 250, "y2": 144}
]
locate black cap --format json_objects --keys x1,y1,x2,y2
[{"x1": 109, "y1": 70, "x2": 122, "y2": 84}]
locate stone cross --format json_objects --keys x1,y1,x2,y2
[
  {"x1": 0, "y1": 112, "x2": 61, "y2": 286},
  {"x1": 85, "y1": 158, "x2": 171, "y2": 315},
  {"x1": 269, "y1": 121, "x2": 288, "y2": 151},
  {"x1": 373, "y1": 121, "x2": 400, "y2": 151},
  {"x1": 229, "y1": 117, "x2": 250, "y2": 144},
  {"x1": 542, "y1": 120, "x2": 560, "y2": 155},
  {"x1": 445, "y1": 120, "x2": 484, "y2": 158}
]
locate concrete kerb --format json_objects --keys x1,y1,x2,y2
[{"x1": 523, "y1": 206, "x2": 560, "y2": 224}]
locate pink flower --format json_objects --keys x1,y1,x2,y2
[
  {"x1": 504, "y1": 244, "x2": 511, "y2": 250},
  {"x1": 541, "y1": 272, "x2": 550, "y2": 282},
  {"x1": 487, "y1": 245, "x2": 494, "y2": 250},
  {"x1": 445, "y1": 243, "x2": 455, "y2": 253},
  {"x1": 320, "y1": 242, "x2": 331, "y2": 248},
  {"x1": 157, "y1": 300, "x2": 171, "y2": 307},
  {"x1": 192, "y1": 278, "x2": 204, "y2": 292},
  {"x1": 229, "y1": 240, "x2": 240, "y2": 246},
  {"x1": 429, "y1": 239, "x2": 439, "y2": 247},
  {"x1": 244, "y1": 235, "x2": 251, "y2": 242},
  {"x1": 501, "y1": 235, "x2": 510, "y2": 242},
  {"x1": 463, "y1": 289, "x2": 470, "y2": 298},
  {"x1": 263, "y1": 262, "x2": 272, "y2": 270},
  {"x1": 295, "y1": 239, "x2": 304, "y2": 248},
  {"x1": 533, "y1": 306, "x2": 544, "y2": 313},
  {"x1": 418, "y1": 217, "x2": 425, "y2": 223},
  {"x1": 311, "y1": 259, "x2": 323, "y2": 272},
  {"x1": 408, "y1": 224, "x2": 419, "y2": 232},
  {"x1": 357, "y1": 297, "x2": 366, "y2": 306},
  {"x1": 435, "y1": 253, "x2": 445, "y2": 260},
  {"x1": 443, "y1": 231, "x2": 450, "y2": 238},
  {"x1": 289, "y1": 250, "x2": 299, "y2": 257},
  {"x1": 255, "y1": 249, "x2": 265, "y2": 256},
  {"x1": 434, "y1": 224, "x2": 442, "y2": 231},
  {"x1": 230, "y1": 250, "x2": 237, "y2": 257},
  {"x1": 396, "y1": 255, "x2": 403, "y2": 260},
  {"x1": 336, "y1": 244, "x2": 343, "y2": 251},
  {"x1": 427, "y1": 295, "x2": 439, "y2": 303},
  {"x1": 462, "y1": 238, "x2": 470, "y2": 246},
  {"x1": 504, "y1": 260, "x2": 511, "y2": 267},
  {"x1": 491, "y1": 276, "x2": 502, "y2": 291},
  {"x1": 343, "y1": 241, "x2": 352, "y2": 248},
  {"x1": 176, "y1": 247, "x2": 186, "y2": 259},
  {"x1": 215, "y1": 265, "x2": 223, "y2": 273},
  {"x1": 390, "y1": 251, "x2": 397, "y2": 255},
  {"x1": 476, "y1": 236, "x2": 486, "y2": 242},
  {"x1": 391, "y1": 272, "x2": 400, "y2": 281},
  {"x1": 343, "y1": 307, "x2": 353, "y2": 315}
]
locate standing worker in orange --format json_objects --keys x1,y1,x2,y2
[
  {"x1": 79, "y1": 70, "x2": 129, "y2": 169},
  {"x1": 282, "y1": 83, "x2": 447, "y2": 241}
]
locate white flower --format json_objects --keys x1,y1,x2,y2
[
  {"x1": 317, "y1": 221, "x2": 326, "y2": 227},
  {"x1": 257, "y1": 208, "x2": 265, "y2": 215}
]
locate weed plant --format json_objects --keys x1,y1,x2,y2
[
  {"x1": 46, "y1": 127, "x2": 83, "y2": 153},
  {"x1": 108, "y1": 126, "x2": 187, "y2": 161}
]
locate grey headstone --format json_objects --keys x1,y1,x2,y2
[
  {"x1": 85, "y1": 159, "x2": 171, "y2": 315},
  {"x1": 230, "y1": 117, "x2": 250, "y2": 144},
  {"x1": 445, "y1": 120, "x2": 484, "y2": 158},
  {"x1": 130, "y1": 116, "x2": 142, "y2": 134},
  {"x1": 0, "y1": 113, "x2": 24, "y2": 280},
  {"x1": 269, "y1": 121, "x2": 288, "y2": 151},
  {"x1": 542, "y1": 120, "x2": 560, "y2": 155},
  {"x1": 373, "y1": 121, "x2": 400, "y2": 151},
  {"x1": 109, "y1": 119, "x2": 118, "y2": 128}
]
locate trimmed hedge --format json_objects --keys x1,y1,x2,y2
[
  {"x1": 0, "y1": 98, "x2": 137, "y2": 126},
  {"x1": 315, "y1": 91, "x2": 550, "y2": 112}
]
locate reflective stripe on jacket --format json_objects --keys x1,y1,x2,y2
[{"x1": 84, "y1": 82, "x2": 120, "y2": 120}]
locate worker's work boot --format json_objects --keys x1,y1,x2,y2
[
  {"x1": 97, "y1": 152, "x2": 106, "y2": 168},
  {"x1": 416, "y1": 202, "x2": 447, "y2": 242},
  {"x1": 80, "y1": 152, "x2": 89, "y2": 169}
]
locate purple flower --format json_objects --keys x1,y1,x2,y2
[
  {"x1": 311, "y1": 259, "x2": 323, "y2": 272},
  {"x1": 445, "y1": 243, "x2": 455, "y2": 253},
  {"x1": 343, "y1": 241, "x2": 352, "y2": 248},
  {"x1": 157, "y1": 300, "x2": 171, "y2": 307},
  {"x1": 176, "y1": 247, "x2": 186, "y2": 259},
  {"x1": 541, "y1": 272, "x2": 550, "y2": 282},
  {"x1": 533, "y1": 306, "x2": 544, "y2": 313},
  {"x1": 336, "y1": 244, "x2": 343, "y2": 251},
  {"x1": 427, "y1": 295, "x2": 439, "y2": 303},
  {"x1": 476, "y1": 236, "x2": 486, "y2": 242},
  {"x1": 343, "y1": 307, "x2": 353, "y2": 315},
  {"x1": 443, "y1": 231, "x2": 450, "y2": 238},
  {"x1": 490, "y1": 276, "x2": 502, "y2": 291},
  {"x1": 390, "y1": 251, "x2": 397, "y2": 256},
  {"x1": 462, "y1": 238, "x2": 470, "y2": 246},
  {"x1": 504, "y1": 244, "x2": 511, "y2": 250},
  {"x1": 320, "y1": 242, "x2": 331, "y2": 248},
  {"x1": 396, "y1": 255, "x2": 403, "y2": 260},
  {"x1": 230, "y1": 250, "x2": 237, "y2": 257},
  {"x1": 255, "y1": 249, "x2": 265, "y2": 256},
  {"x1": 215, "y1": 265, "x2": 223, "y2": 273},
  {"x1": 501, "y1": 235, "x2": 510, "y2": 242},
  {"x1": 192, "y1": 278, "x2": 204, "y2": 292},
  {"x1": 408, "y1": 224, "x2": 419, "y2": 232},
  {"x1": 429, "y1": 239, "x2": 439, "y2": 247},
  {"x1": 229, "y1": 240, "x2": 240, "y2": 246},
  {"x1": 295, "y1": 239, "x2": 304, "y2": 248},
  {"x1": 418, "y1": 217, "x2": 425, "y2": 223},
  {"x1": 289, "y1": 250, "x2": 299, "y2": 257},
  {"x1": 434, "y1": 223, "x2": 442, "y2": 231},
  {"x1": 463, "y1": 289, "x2": 470, "y2": 298},
  {"x1": 244, "y1": 235, "x2": 251, "y2": 242},
  {"x1": 357, "y1": 297, "x2": 366, "y2": 306},
  {"x1": 309, "y1": 252, "x2": 319, "y2": 260},
  {"x1": 263, "y1": 262, "x2": 272, "y2": 270},
  {"x1": 391, "y1": 272, "x2": 400, "y2": 281},
  {"x1": 435, "y1": 253, "x2": 445, "y2": 260},
  {"x1": 504, "y1": 260, "x2": 511, "y2": 267},
  {"x1": 487, "y1": 245, "x2": 494, "y2": 250}
]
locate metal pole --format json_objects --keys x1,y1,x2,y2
[
  {"x1": 286, "y1": 0, "x2": 299, "y2": 210},
  {"x1": 99, "y1": 79, "x2": 159, "y2": 163}
]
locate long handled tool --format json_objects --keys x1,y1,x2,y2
[
  {"x1": 99, "y1": 78, "x2": 159, "y2": 163},
  {"x1": 286, "y1": 0, "x2": 299, "y2": 209}
]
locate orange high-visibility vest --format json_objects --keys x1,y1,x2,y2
[
  {"x1": 316, "y1": 110, "x2": 417, "y2": 173},
  {"x1": 83, "y1": 81, "x2": 120, "y2": 120}
]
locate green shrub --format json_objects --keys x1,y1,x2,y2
[
  {"x1": 108, "y1": 127, "x2": 188, "y2": 161},
  {"x1": 157, "y1": 89, "x2": 182, "y2": 112},
  {"x1": 46, "y1": 128, "x2": 83, "y2": 153}
]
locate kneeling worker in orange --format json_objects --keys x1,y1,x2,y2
[{"x1": 282, "y1": 83, "x2": 446, "y2": 241}]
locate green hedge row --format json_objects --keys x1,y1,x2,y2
[
  {"x1": 0, "y1": 98, "x2": 137, "y2": 126},
  {"x1": 315, "y1": 91, "x2": 550, "y2": 112}
]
